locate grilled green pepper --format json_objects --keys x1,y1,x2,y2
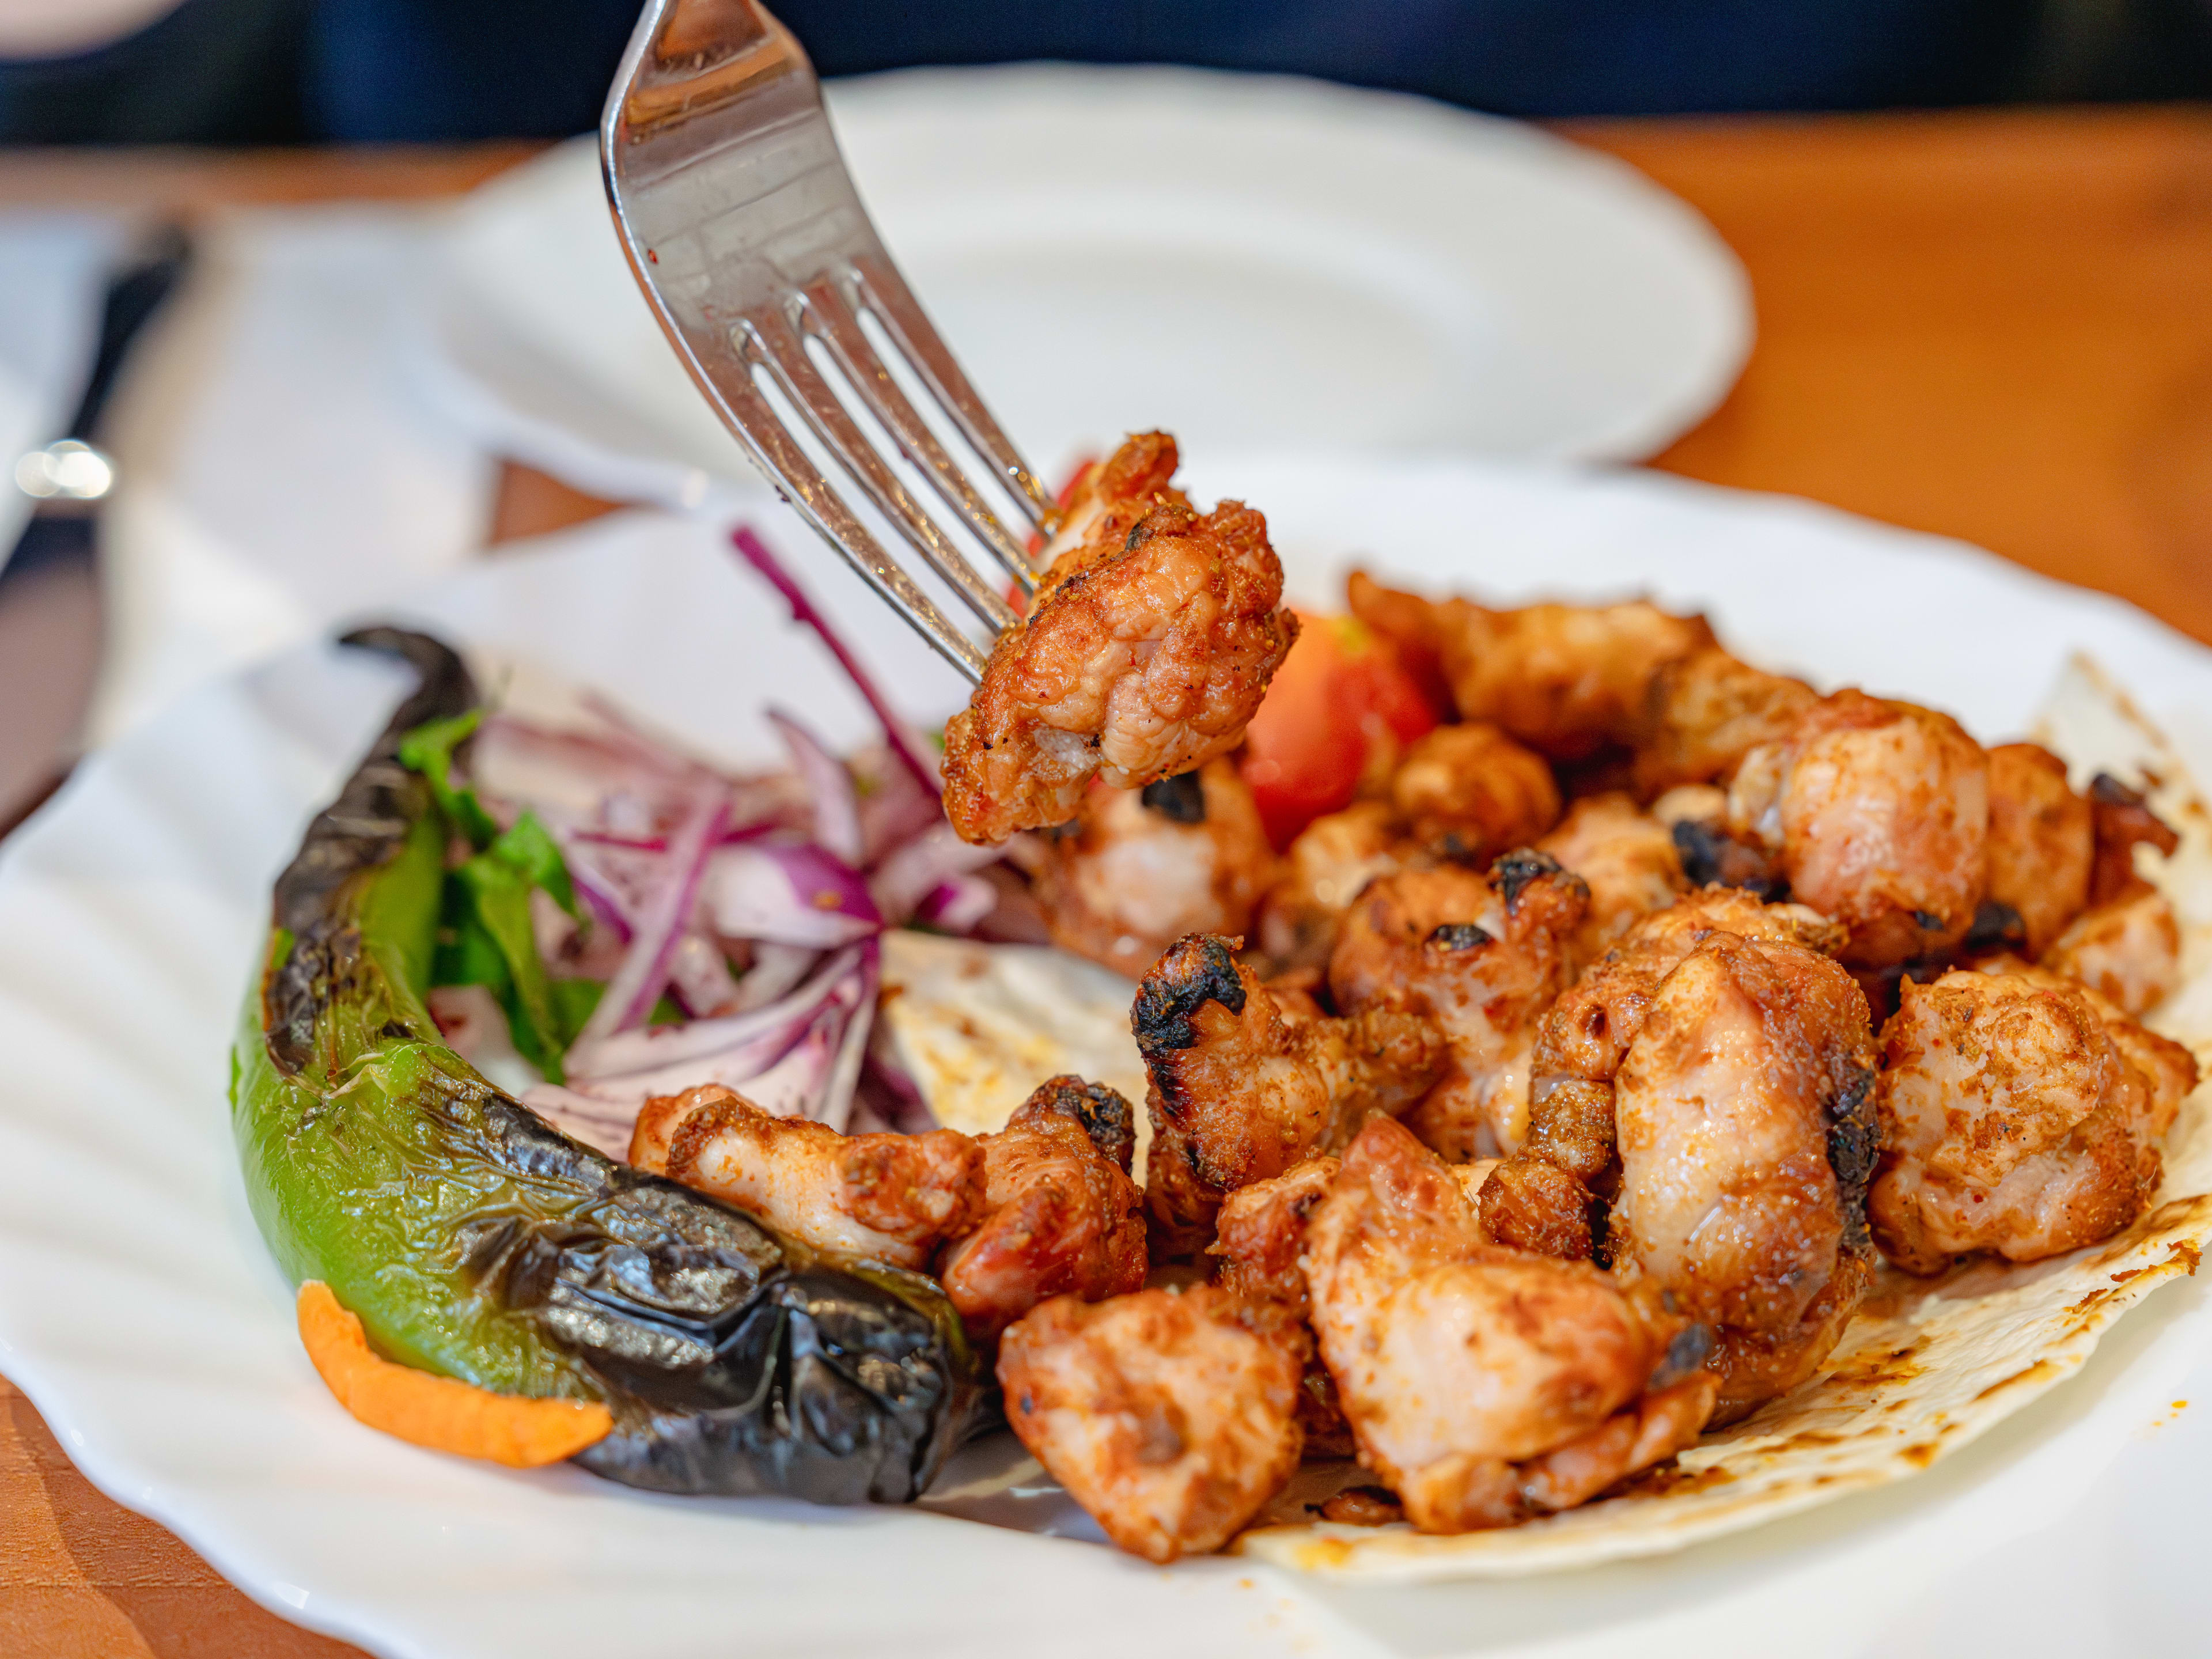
[{"x1": 233, "y1": 627, "x2": 978, "y2": 1501}]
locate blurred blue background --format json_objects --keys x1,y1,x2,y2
[{"x1": 0, "y1": 0, "x2": 2206, "y2": 145}]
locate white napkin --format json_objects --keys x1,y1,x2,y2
[
  {"x1": 91, "y1": 206, "x2": 496, "y2": 745},
  {"x1": 0, "y1": 213, "x2": 122, "y2": 570}
]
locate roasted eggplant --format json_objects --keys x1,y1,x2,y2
[{"x1": 233, "y1": 627, "x2": 979, "y2": 1501}]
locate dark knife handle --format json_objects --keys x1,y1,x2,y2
[
  {"x1": 60, "y1": 225, "x2": 194, "y2": 444},
  {"x1": 1, "y1": 510, "x2": 93, "y2": 582}
]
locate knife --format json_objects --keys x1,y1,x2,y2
[
  {"x1": 3, "y1": 225, "x2": 194, "y2": 584},
  {"x1": 0, "y1": 225, "x2": 194, "y2": 837}
]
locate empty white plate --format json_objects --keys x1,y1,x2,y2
[{"x1": 415, "y1": 65, "x2": 1751, "y2": 507}]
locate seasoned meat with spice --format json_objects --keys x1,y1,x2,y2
[
  {"x1": 1475, "y1": 888, "x2": 1873, "y2": 1420},
  {"x1": 937, "y1": 1077, "x2": 1148, "y2": 1342},
  {"x1": 1633, "y1": 647, "x2": 1819, "y2": 797},
  {"x1": 1480, "y1": 888, "x2": 1847, "y2": 1259},
  {"x1": 1727, "y1": 690, "x2": 1989, "y2": 967},
  {"x1": 1869, "y1": 968, "x2": 2196, "y2": 1272},
  {"x1": 1981, "y1": 742, "x2": 2094, "y2": 958},
  {"x1": 2042, "y1": 884, "x2": 2183, "y2": 1017},
  {"x1": 1134, "y1": 934, "x2": 1448, "y2": 1250},
  {"x1": 1349, "y1": 571, "x2": 1715, "y2": 761},
  {"x1": 943, "y1": 432, "x2": 1297, "y2": 843},
  {"x1": 1388, "y1": 722, "x2": 1562, "y2": 862},
  {"x1": 1031, "y1": 758, "x2": 1278, "y2": 978},
  {"x1": 632, "y1": 1084, "x2": 984, "y2": 1269},
  {"x1": 1210, "y1": 1157, "x2": 1342, "y2": 1313},
  {"x1": 1302, "y1": 1118, "x2": 1715, "y2": 1532},
  {"x1": 1605, "y1": 930, "x2": 1878, "y2": 1419},
  {"x1": 1537, "y1": 792, "x2": 1690, "y2": 971},
  {"x1": 2088, "y1": 772, "x2": 2183, "y2": 906},
  {"x1": 1329, "y1": 855, "x2": 1589, "y2": 1160},
  {"x1": 1254, "y1": 799, "x2": 1411, "y2": 971},
  {"x1": 1655, "y1": 784, "x2": 1786, "y2": 901},
  {"x1": 999, "y1": 1284, "x2": 1304, "y2": 1562},
  {"x1": 1209, "y1": 1157, "x2": 1357, "y2": 1456}
]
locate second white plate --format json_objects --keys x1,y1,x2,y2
[{"x1": 416, "y1": 65, "x2": 1751, "y2": 506}]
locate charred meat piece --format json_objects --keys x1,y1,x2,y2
[
  {"x1": 943, "y1": 432, "x2": 1297, "y2": 843},
  {"x1": 1254, "y1": 798, "x2": 1411, "y2": 971},
  {"x1": 2042, "y1": 883, "x2": 2183, "y2": 1017},
  {"x1": 1982, "y1": 743, "x2": 2094, "y2": 957},
  {"x1": 999, "y1": 1285, "x2": 1305, "y2": 1562},
  {"x1": 1303, "y1": 1118, "x2": 1715, "y2": 1532},
  {"x1": 1478, "y1": 888, "x2": 1869, "y2": 1421},
  {"x1": 2088, "y1": 772, "x2": 2181, "y2": 907},
  {"x1": 936, "y1": 1077, "x2": 1148, "y2": 1342},
  {"x1": 1329, "y1": 855, "x2": 1588, "y2": 1160},
  {"x1": 1388, "y1": 722, "x2": 1561, "y2": 863},
  {"x1": 1209, "y1": 1157, "x2": 1357, "y2": 1456},
  {"x1": 1725, "y1": 690, "x2": 1988, "y2": 968},
  {"x1": 1134, "y1": 934, "x2": 1446, "y2": 1251},
  {"x1": 1481, "y1": 889, "x2": 1846, "y2": 1260},
  {"x1": 1604, "y1": 929, "x2": 1878, "y2": 1421},
  {"x1": 1349, "y1": 571, "x2": 1715, "y2": 762},
  {"x1": 1030, "y1": 757, "x2": 1277, "y2": 979},
  {"x1": 1632, "y1": 646, "x2": 1819, "y2": 797},
  {"x1": 1536, "y1": 792, "x2": 1690, "y2": 972},
  {"x1": 1211, "y1": 1157, "x2": 1342, "y2": 1313},
  {"x1": 1870, "y1": 968, "x2": 2196, "y2": 1272},
  {"x1": 1665, "y1": 814, "x2": 1785, "y2": 900},
  {"x1": 635, "y1": 1084, "x2": 985, "y2": 1270}
]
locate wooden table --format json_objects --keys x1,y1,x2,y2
[{"x1": 3, "y1": 105, "x2": 2211, "y2": 1657}]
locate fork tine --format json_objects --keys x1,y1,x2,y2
[
  {"x1": 851, "y1": 252, "x2": 1056, "y2": 528},
  {"x1": 675, "y1": 323, "x2": 987, "y2": 681},
  {"x1": 743, "y1": 306, "x2": 1020, "y2": 638},
  {"x1": 800, "y1": 275, "x2": 1039, "y2": 593}
]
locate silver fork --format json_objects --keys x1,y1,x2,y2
[{"x1": 601, "y1": 0, "x2": 1053, "y2": 682}]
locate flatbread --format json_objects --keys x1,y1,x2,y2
[
  {"x1": 877, "y1": 930, "x2": 1152, "y2": 1165},
  {"x1": 887, "y1": 654, "x2": 2212, "y2": 1581}
]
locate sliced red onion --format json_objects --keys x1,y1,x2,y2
[
  {"x1": 733, "y1": 525, "x2": 941, "y2": 797},
  {"x1": 570, "y1": 829, "x2": 669, "y2": 853},
  {"x1": 474, "y1": 715, "x2": 692, "y2": 830},
  {"x1": 575, "y1": 786, "x2": 729, "y2": 1043},
  {"x1": 566, "y1": 945, "x2": 860, "y2": 1081},
  {"x1": 816, "y1": 942, "x2": 876, "y2": 1131},
  {"x1": 722, "y1": 950, "x2": 873, "y2": 1130},
  {"x1": 570, "y1": 821, "x2": 779, "y2": 855},
  {"x1": 860, "y1": 1022, "x2": 939, "y2": 1135},
  {"x1": 572, "y1": 880, "x2": 636, "y2": 944},
  {"x1": 557, "y1": 945, "x2": 874, "y2": 1130},
  {"x1": 869, "y1": 822, "x2": 1005, "y2": 926},
  {"x1": 767, "y1": 710, "x2": 865, "y2": 867},
  {"x1": 519, "y1": 1085, "x2": 641, "y2": 1161},
  {"x1": 703, "y1": 840, "x2": 880, "y2": 949},
  {"x1": 853, "y1": 743, "x2": 945, "y2": 865},
  {"x1": 916, "y1": 874, "x2": 998, "y2": 935},
  {"x1": 577, "y1": 691, "x2": 711, "y2": 781},
  {"x1": 478, "y1": 712, "x2": 804, "y2": 842},
  {"x1": 666, "y1": 931, "x2": 744, "y2": 1018},
  {"x1": 427, "y1": 984, "x2": 518, "y2": 1071},
  {"x1": 558, "y1": 838, "x2": 638, "y2": 942},
  {"x1": 730, "y1": 940, "x2": 819, "y2": 1011}
]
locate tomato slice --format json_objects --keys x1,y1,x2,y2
[{"x1": 1240, "y1": 611, "x2": 1444, "y2": 849}]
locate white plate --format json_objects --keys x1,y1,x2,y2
[
  {"x1": 414, "y1": 66, "x2": 1750, "y2": 509},
  {"x1": 7, "y1": 461, "x2": 2212, "y2": 1659}
]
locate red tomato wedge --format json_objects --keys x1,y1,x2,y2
[{"x1": 1239, "y1": 610, "x2": 1444, "y2": 849}]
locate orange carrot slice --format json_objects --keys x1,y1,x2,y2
[{"x1": 296, "y1": 1280, "x2": 611, "y2": 1467}]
